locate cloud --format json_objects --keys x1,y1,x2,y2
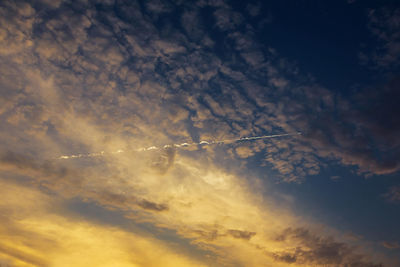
[
  {"x1": 264, "y1": 74, "x2": 400, "y2": 180},
  {"x1": 246, "y1": 3, "x2": 261, "y2": 17},
  {"x1": 362, "y1": 7, "x2": 400, "y2": 68},
  {"x1": 337, "y1": 76, "x2": 400, "y2": 175},
  {"x1": 149, "y1": 147, "x2": 177, "y2": 174},
  {"x1": 226, "y1": 229, "x2": 256, "y2": 240},
  {"x1": 0, "y1": 180, "x2": 207, "y2": 267},
  {"x1": 0, "y1": 150, "x2": 386, "y2": 266},
  {"x1": 0, "y1": 243, "x2": 48, "y2": 267},
  {"x1": 137, "y1": 199, "x2": 169, "y2": 212},
  {"x1": 381, "y1": 241, "x2": 400, "y2": 250},
  {"x1": 383, "y1": 185, "x2": 400, "y2": 203},
  {"x1": 273, "y1": 227, "x2": 384, "y2": 266},
  {"x1": 0, "y1": 151, "x2": 86, "y2": 196},
  {"x1": 0, "y1": 0, "x2": 396, "y2": 266},
  {"x1": 0, "y1": 259, "x2": 12, "y2": 267},
  {"x1": 0, "y1": 0, "x2": 396, "y2": 184},
  {"x1": 213, "y1": 7, "x2": 244, "y2": 31},
  {"x1": 235, "y1": 146, "x2": 255, "y2": 158}
]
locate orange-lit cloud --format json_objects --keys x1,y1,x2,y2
[
  {"x1": 0, "y1": 179, "x2": 209, "y2": 267},
  {"x1": 0, "y1": 0, "x2": 397, "y2": 266},
  {"x1": 0, "y1": 149, "x2": 387, "y2": 266}
]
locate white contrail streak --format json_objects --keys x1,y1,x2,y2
[{"x1": 57, "y1": 132, "x2": 301, "y2": 160}]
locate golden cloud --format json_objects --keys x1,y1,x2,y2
[{"x1": 0, "y1": 1, "x2": 394, "y2": 266}]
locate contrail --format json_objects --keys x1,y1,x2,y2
[{"x1": 57, "y1": 132, "x2": 301, "y2": 160}]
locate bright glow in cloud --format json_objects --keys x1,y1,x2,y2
[
  {"x1": 0, "y1": 180, "x2": 208, "y2": 267},
  {"x1": 57, "y1": 132, "x2": 301, "y2": 160}
]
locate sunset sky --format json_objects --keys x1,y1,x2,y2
[{"x1": 1, "y1": 0, "x2": 400, "y2": 266}]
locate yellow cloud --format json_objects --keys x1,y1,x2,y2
[
  {"x1": 0, "y1": 67, "x2": 388, "y2": 266},
  {"x1": 0, "y1": 141, "x2": 387, "y2": 266},
  {"x1": 0, "y1": 179, "x2": 207, "y2": 267}
]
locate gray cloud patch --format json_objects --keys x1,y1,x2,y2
[
  {"x1": 273, "y1": 227, "x2": 383, "y2": 266},
  {"x1": 0, "y1": 151, "x2": 79, "y2": 188},
  {"x1": 0, "y1": 151, "x2": 168, "y2": 215},
  {"x1": 381, "y1": 241, "x2": 400, "y2": 250},
  {"x1": 383, "y1": 185, "x2": 400, "y2": 203},
  {"x1": 82, "y1": 190, "x2": 169, "y2": 213},
  {"x1": 137, "y1": 199, "x2": 169, "y2": 212},
  {"x1": 149, "y1": 147, "x2": 176, "y2": 174},
  {"x1": 186, "y1": 227, "x2": 256, "y2": 243},
  {"x1": 226, "y1": 229, "x2": 256, "y2": 240},
  {"x1": 335, "y1": 76, "x2": 400, "y2": 175},
  {"x1": 0, "y1": 243, "x2": 48, "y2": 267},
  {"x1": 362, "y1": 7, "x2": 400, "y2": 68}
]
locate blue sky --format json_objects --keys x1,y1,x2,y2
[{"x1": 0, "y1": 0, "x2": 399, "y2": 266}]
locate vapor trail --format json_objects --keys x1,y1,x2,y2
[{"x1": 57, "y1": 132, "x2": 301, "y2": 160}]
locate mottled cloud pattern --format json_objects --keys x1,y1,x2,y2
[
  {"x1": 383, "y1": 185, "x2": 400, "y2": 203},
  {"x1": 0, "y1": 0, "x2": 397, "y2": 266},
  {"x1": 272, "y1": 228, "x2": 384, "y2": 266},
  {"x1": 361, "y1": 7, "x2": 400, "y2": 68}
]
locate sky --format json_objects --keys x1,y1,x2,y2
[{"x1": 0, "y1": 0, "x2": 399, "y2": 266}]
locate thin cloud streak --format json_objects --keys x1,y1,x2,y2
[{"x1": 57, "y1": 132, "x2": 302, "y2": 159}]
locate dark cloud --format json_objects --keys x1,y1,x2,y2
[
  {"x1": 383, "y1": 185, "x2": 400, "y2": 203},
  {"x1": 246, "y1": 3, "x2": 261, "y2": 17},
  {"x1": 0, "y1": 243, "x2": 48, "y2": 267},
  {"x1": 273, "y1": 252, "x2": 297, "y2": 264},
  {"x1": 90, "y1": 191, "x2": 135, "y2": 207},
  {"x1": 273, "y1": 73, "x2": 400, "y2": 180},
  {"x1": 150, "y1": 147, "x2": 176, "y2": 174},
  {"x1": 185, "y1": 227, "x2": 256, "y2": 244},
  {"x1": 0, "y1": 151, "x2": 80, "y2": 188},
  {"x1": 191, "y1": 229, "x2": 220, "y2": 242},
  {"x1": 78, "y1": 191, "x2": 169, "y2": 216},
  {"x1": 226, "y1": 229, "x2": 256, "y2": 240},
  {"x1": 353, "y1": 76, "x2": 400, "y2": 145},
  {"x1": 213, "y1": 7, "x2": 243, "y2": 31},
  {"x1": 0, "y1": 151, "x2": 168, "y2": 215},
  {"x1": 137, "y1": 199, "x2": 169, "y2": 212},
  {"x1": 334, "y1": 75, "x2": 400, "y2": 175},
  {"x1": 381, "y1": 241, "x2": 400, "y2": 250},
  {"x1": 363, "y1": 7, "x2": 400, "y2": 68},
  {"x1": 273, "y1": 227, "x2": 383, "y2": 266}
]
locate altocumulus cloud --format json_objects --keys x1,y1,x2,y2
[
  {"x1": 0, "y1": 0, "x2": 398, "y2": 266},
  {"x1": 1, "y1": 0, "x2": 400, "y2": 182}
]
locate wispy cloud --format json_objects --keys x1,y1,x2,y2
[
  {"x1": 362, "y1": 7, "x2": 400, "y2": 68},
  {"x1": 383, "y1": 185, "x2": 400, "y2": 203},
  {"x1": 272, "y1": 227, "x2": 384, "y2": 266},
  {"x1": 381, "y1": 241, "x2": 400, "y2": 250},
  {"x1": 57, "y1": 132, "x2": 301, "y2": 159}
]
